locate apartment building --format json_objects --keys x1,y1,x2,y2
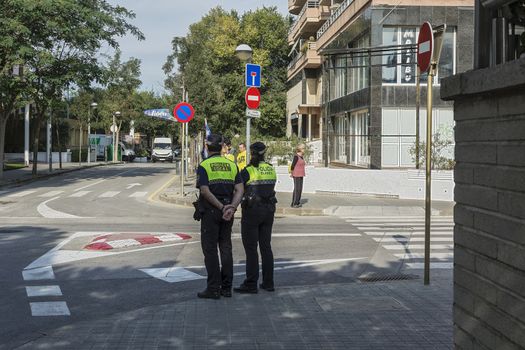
[{"x1": 286, "y1": 0, "x2": 475, "y2": 168}]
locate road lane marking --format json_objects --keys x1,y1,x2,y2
[
  {"x1": 364, "y1": 231, "x2": 452, "y2": 236},
  {"x1": 23, "y1": 266, "x2": 55, "y2": 281},
  {"x1": 30, "y1": 302, "x2": 70, "y2": 316},
  {"x1": 73, "y1": 179, "x2": 105, "y2": 192},
  {"x1": 395, "y1": 252, "x2": 454, "y2": 259},
  {"x1": 38, "y1": 190, "x2": 64, "y2": 198},
  {"x1": 37, "y1": 197, "x2": 81, "y2": 219},
  {"x1": 69, "y1": 191, "x2": 91, "y2": 198},
  {"x1": 140, "y1": 267, "x2": 205, "y2": 283},
  {"x1": 372, "y1": 237, "x2": 453, "y2": 243},
  {"x1": 8, "y1": 190, "x2": 37, "y2": 198},
  {"x1": 26, "y1": 285, "x2": 63, "y2": 297},
  {"x1": 382, "y1": 244, "x2": 453, "y2": 250},
  {"x1": 99, "y1": 191, "x2": 120, "y2": 198},
  {"x1": 129, "y1": 191, "x2": 148, "y2": 198},
  {"x1": 126, "y1": 183, "x2": 142, "y2": 190}
]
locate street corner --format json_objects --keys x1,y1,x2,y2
[{"x1": 83, "y1": 232, "x2": 193, "y2": 251}]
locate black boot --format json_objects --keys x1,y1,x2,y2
[
  {"x1": 220, "y1": 288, "x2": 232, "y2": 298},
  {"x1": 259, "y1": 283, "x2": 275, "y2": 292},
  {"x1": 197, "y1": 289, "x2": 220, "y2": 299},
  {"x1": 233, "y1": 284, "x2": 258, "y2": 294}
]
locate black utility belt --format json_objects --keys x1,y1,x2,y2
[{"x1": 243, "y1": 194, "x2": 277, "y2": 207}]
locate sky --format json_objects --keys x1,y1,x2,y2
[{"x1": 106, "y1": 1, "x2": 288, "y2": 94}]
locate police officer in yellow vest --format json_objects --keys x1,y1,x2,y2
[
  {"x1": 234, "y1": 142, "x2": 277, "y2": 294},
  {"x1": 196, "y1": 134, "x2": 243, "y2": 299}
]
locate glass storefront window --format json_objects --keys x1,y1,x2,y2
[{"x1": 382, "y1": 26, "x2": 456, "y2": 85}]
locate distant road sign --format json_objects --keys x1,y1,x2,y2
[
  {"x1": 246, "y1": 109, "x2": 261, "y2": 118},
  {"x1": 245, "y1": 87, "x2": 261, "y2": 110},
  {"x1": 173, "y1": 102, "x2": 195, "y2": 123},
  {"x1": 144, "y1": 109, "x2": 174, "y2": 122},
  {"x1": 245, "y1": 63, "x2": 261, "y2": 87},
  {"x1": 417, "y1": 22, "x2": 434, "y2": 73}
]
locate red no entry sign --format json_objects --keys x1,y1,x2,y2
[
  {"x1": 417, "y1": 22, "x2": 434, "y2": 73},
  {"x1": 173, "y1": 102, "x2": 195, "y2": 123},
  {"x1": 245, "y1": 87, "x2": 261, "y2": 110}
]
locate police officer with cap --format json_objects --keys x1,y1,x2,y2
[
  {"x1": 234, "y1": 142, "x2": 277, "y2": 294},
  {"x1": 196, "y1": 134, "x2": 243, "y2": 299}
]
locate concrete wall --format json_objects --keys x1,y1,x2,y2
[
  {"x1": 273, "y1": 165, "x2": 454, "y2": 201},
  {"x1": 442, "y1": 58, "x2": 525, "y2": 349}
]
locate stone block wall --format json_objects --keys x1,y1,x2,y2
[{"x1": 441, "y1": 58, "x2": 525, "y2": 349}]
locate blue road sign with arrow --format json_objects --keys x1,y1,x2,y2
[{"x1": 245, "y1": 63, "x2": 261, "y2": 88}]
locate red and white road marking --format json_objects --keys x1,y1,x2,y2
[{"x1": 84, "y1": 232, "x2": 192, "y2": 250}]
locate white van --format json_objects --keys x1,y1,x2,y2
[{"x1": 151, "y1": 137, "x2": 173, "y2": 163}]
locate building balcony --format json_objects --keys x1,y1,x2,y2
[
  {"x1": 315, "y1": 0, "x2": 369, "y2": 50},
  {"x1": 288, "y1": 0, "x2": 307, "y2": 15},
  {"x1": 288, "y1": 1, "x2": 331, "y2": 45},
  {"x1": 287, "y1": 42, "x2": 322, "y2": 80}
]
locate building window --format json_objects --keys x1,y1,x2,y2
[{"x1": 382, "y1": 27, "x2": 456, "y2": 85}]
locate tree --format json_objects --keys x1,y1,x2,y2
[
  {"x1": 17, "y1": 0, "x2": 144, "y2": 175},
  {"x1": 163, "y1": 7, "x2": 289, "y2": 139}
]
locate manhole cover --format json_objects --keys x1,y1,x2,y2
[
  {"x1": 358, "y1": 273, "x2": 419, "y2": 283},
  {"x1": 315, "y1": 296, "x2": 409, "y2": 312}
]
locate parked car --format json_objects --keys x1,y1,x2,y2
[
  {"x1": 120, "y1": 142, "x2": 135, "y2": 162},
  {"x1": 151, "y1": 137, "x2": 173, "y2": 163}
]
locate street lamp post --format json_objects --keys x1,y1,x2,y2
[
  {"x1": 113, "y1": 111, "x2": 121, "y2": 163},
  {"x1": 235, "y1": 44, "x2": 253, "y2": 164},
  {"x1": 88, "y1": 102, "x2": 98, "y2": 165}
]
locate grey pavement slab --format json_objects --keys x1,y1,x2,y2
[{"x1": 18, "y1": 271, "x2": 453, "y2": 350}]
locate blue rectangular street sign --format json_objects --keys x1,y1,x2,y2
[{"x1": 245, "y1": 63, "x2": 261, "y2": 87}]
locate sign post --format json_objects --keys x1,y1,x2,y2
[
  {"x1": 173, "y1": 101, "x2": 195, "y2": 197},
  {"x1": 245, "y1": 64, "x2": 262, "y2": 164},
  {"x1": 418, "y1": 22, "x2": 446, "y2": 286}
]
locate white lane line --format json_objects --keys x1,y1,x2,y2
[
  {"x1": 372, "y1": 237, "x2": 453, "y2": 243},
  {"x1": 37, "y1": 197, "x2": 81, "y2": 219},
  {"x1": 69, "y1": 191, "x2": 91, "y2": 198},
  {"x1": 38, "y1": 190, "x2": 64, "y2": 198},
  {"x1": 129, "y1": 191, "x2": 148, "y2": 198},
  {"x1": 406, "y1": 262, "x2": 454, "y2": 269},
  {"x1": 22, "y1": 266, "x2": 55, "y2": 281},
  {"x1": 344, "y1": 216, "x2": 454, "y2": 221},
  {"x1": 99, "y1": 191, "x2": 120, "y2": 198},
  {"x1": 395, "y1": 252, "x2": 454, "y2": 259},
  {"x1": 352, "y1": 223, "x2": 454, "y2": 228},
  {"x1": 8, "y1": 190, "x2": 37, "y2": 198},
  {"x1": 383, "y1": 244, "x2": 454, "y2": 250},
  {"x1": 364, "y1": 231, "x2": 452, "y2": 236},
  {"x1": 73, "y1": 179, "x2": 105, "y2": 192},
  {"x1": 26, "y1": 285, "x2": 63, "y2": 297},
  {"x1": 30, "y1": 302, "x2": 70, "y2": 316}
]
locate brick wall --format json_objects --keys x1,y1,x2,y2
[{"x1": 442, "y1": 58, "x2": 525, "y2": 349}]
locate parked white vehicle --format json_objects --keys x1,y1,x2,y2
[
  {"x1": 151, "y1": 137, "x2": 173, "y2": 163},
  {"x1": 120, "y1": 142, "x2": 135, "y2": 162}
]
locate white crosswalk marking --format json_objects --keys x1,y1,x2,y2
[
  {"x1": 38, "y1": 190, "x2": 64, "y2": 198},
  {"x1": 8, "y1": 190, "x2": 37, "y2": 198},
  {"x1": 349, "y1": 216, "x2": 454, "y2": 270},
  {"x1": 129, "y1": 191, "x2": 148, "y2": 198},
  {"x1": 99, "y1": 191, "x2": 120, "y2": 198},
  {"x1": 69, "y1": 191, "x2": 91, "y2": 198}
]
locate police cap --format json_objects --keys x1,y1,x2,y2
[
  {"x1": 250, "y1": 142, "x2": 266, "y2": 155},
  {"x1": 206, "y1": 134, "x2": 223, "y2": 147}
]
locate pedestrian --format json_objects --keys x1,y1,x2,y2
[
  {"x1": 222, "y1": 137, "x2": 235, "y2": 162},
  {"x1": 290, "y1": 143, "x2": 306, "y2": 208},
  {"x1": 234, "y1": 142, "x2": 277, "y2": 294},
  {"x1": 195, "y1": 134, "x2": 244, "y2": 299},
  {"x1": 236, "y1": 143, "x2": 247, "y2": 170}
]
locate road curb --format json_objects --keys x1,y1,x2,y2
[
  {"x1": 0, "y1": 163, "x2": 120, "y2": 189},
  {"x1": 158, "y1": 193, "x2": 325, "y2": 216}
]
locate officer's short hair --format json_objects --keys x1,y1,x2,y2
[
  {"x1": 206, "y1": 134, "x2": 223, "y2": 152},
  {"x1": 250, "y1": 142, "x2": 266, "y2": 155}
]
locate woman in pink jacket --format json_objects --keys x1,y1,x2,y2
[{"x1": 290, "y1": 144, "x2": 306, "y2": 208}]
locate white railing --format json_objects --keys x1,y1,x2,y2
[
  {"x1": 288, "y1": 0, "x2": 321, "y2": 35},
  {"x1": 316, "y1": 0, "x2": 354, "y2": 39}
]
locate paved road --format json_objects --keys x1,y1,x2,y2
[{"x1": 0, "y1": 164, "x2": 453, "y2": 349}]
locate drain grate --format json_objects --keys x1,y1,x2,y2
[{"x1": 358, "y1": 273, "x2": 419, "y2": 283}]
